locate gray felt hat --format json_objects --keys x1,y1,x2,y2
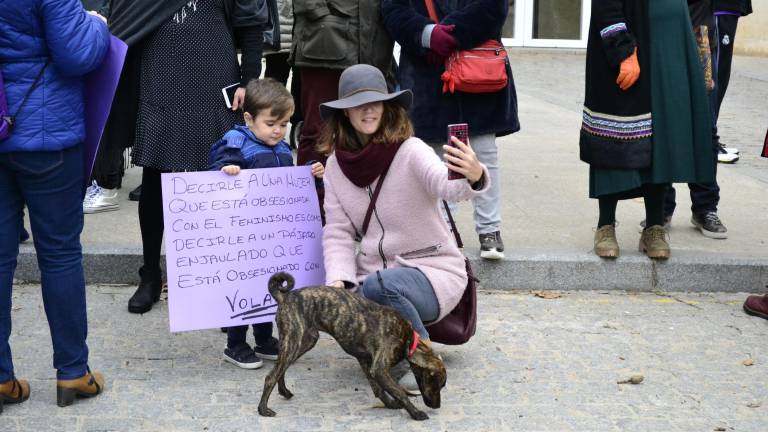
[{"x1": 319, "y1": 64, "x2": 412, "y2": 120}]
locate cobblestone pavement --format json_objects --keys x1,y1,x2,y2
[{"x1": 1, "y1": 284, "x2": 767, "y2": 431}]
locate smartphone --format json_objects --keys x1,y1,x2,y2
[
  {"x1": 447, "y1": 123, "x2": 469, "y2": 180},
  {"x1": 222, "y1": 83, "x2": 241, "y2": 109}
]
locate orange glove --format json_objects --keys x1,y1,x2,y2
[{"x1": 616, "y1": 47, "x2": 640, "y2": 91}]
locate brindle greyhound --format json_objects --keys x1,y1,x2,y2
[{"x1": 258, "y1": 272, "x2": 447, "y2": 420}]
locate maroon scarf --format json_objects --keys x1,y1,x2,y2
[{"x1": 335, "y1": 141, "x2": 402, "y2": 188}]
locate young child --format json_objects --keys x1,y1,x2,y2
[{"x1": 209, "y1": 78, "x2": 324, "y2": 369}]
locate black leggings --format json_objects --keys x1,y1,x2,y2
[
  {"x1": 138, "y1": 167, "x2": 164, "y2": 272},
  {"x1": 598, "y1": 184, "x2": 667, "y2": 228}
]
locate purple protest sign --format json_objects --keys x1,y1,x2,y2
[
  {"x1": 161, "y1": 166, "x2": 325, "y2": 332},
  {"x1": 83, "y1": 35, "x2": 128, "y2": 189}
]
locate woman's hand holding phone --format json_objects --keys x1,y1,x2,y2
[{"x1": 443, "y1": 137, "x2": 483, "y2": 184}]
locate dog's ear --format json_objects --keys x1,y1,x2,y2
[{"x1": 409, "y1": 340, "x2": 445, "y2": 372}]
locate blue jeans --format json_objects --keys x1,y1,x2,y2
[
  {"x1": 360, "y1": 268, "x2": 439, "y2": 339},
  {"x1": 429, "y1": 133, "x2": 501, "y2": 235},
  {"x1": 0, "y1": 145, "x2": 89, "y2": 381}
]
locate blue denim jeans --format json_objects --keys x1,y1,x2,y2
[
  {"x1": 0, "y1": 145, "x2": 89, "y2": 381},
  {"x1": 429, "y1": 133, "x2": 501, "y2": 235},
  {"x1": 360, "y1": 268, "x2": 439, "y2": 339}
]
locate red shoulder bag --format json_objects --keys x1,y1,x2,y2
[{"x1": 424, "y1": 0, "x2": 509, "y2": 94}]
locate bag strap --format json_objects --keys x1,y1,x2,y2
[
  {"x1": 424, "y1": 0, "x2": 439, "y2": 23},
  {"x1": 442, "y1": 200, "x2": 464, "y2": 249},
  {"x1": 8, "y1": 61, "x2": 50, "y2": 126},
  {"x1": 361, "y1": 166, "x2": 391, "y2": 237}
]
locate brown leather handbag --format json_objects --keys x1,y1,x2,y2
[{"x1": 425, "y1": 201, "x2": 478, "y2": 345}]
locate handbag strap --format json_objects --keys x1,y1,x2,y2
[
  {"x1": 10, "y1": 61, "x2": 50, "y2": 124},
  {"x1": 424, "y1": 0, "x2": 439, "y2": 23},
  {"x1": 361, "y1": 166, "x2": 390, "y2": 237},
  {"x1": 442, "y1": 200, "x2": 464, "y2": 249}
]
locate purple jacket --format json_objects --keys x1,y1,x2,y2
[{"x1": 322, "y1": 137, "x2": 490, "y2": 321}]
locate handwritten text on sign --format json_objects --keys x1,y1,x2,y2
[{"x1": 161, "y1": 166, "x2": 325, "y2": 332}]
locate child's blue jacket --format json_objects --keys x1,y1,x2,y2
[{"x1": 208, "y1": 125, "x2": 293, "y2": 171}]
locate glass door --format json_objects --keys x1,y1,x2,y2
[
  {"x1": 503, "y1": 0, "x2": 591, "y2": 48},
  {"x1": 501, "y1": 0, "x2": 525, "y2": 46}
]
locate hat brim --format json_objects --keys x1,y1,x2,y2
[{"x1": 319, "y1": 89, "x2": 412, "y2": 120}]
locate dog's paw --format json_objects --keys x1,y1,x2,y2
[
  {"x1": 278, "y1": 387, "x2": 294, "y2": 399},
  {"x1": 410, "y1": 410, "x2": 429, "y2": 421},
  {"x1": 258, "y1": 406, "x2": 277, "y2": 417}
]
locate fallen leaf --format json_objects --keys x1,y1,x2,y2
[
  {"x1": 713, "y1": 427, "x2": 727, "y2": 431},
  {"x1": 617, "y1": 374, "x2": 644, "y2": 385},
  {"x1": 743, "y1": 358, "x2": 754, "y2": 366},
  {"x1": 618, "y1": 356, "x2": 625, "y2": 361},
  {"x1": 746, "y1": 401, "x2": 761, "y2": 409},
  {"x1": 532, "y1": 291, "x2": 562, "y2": 300}
]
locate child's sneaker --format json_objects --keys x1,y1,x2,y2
[
  {"x1": 223, "y1": 343, "x2": 263, "y2": 369},
  {"x1": 253, "y1": 337, "x2": 279, "y2": 361}
]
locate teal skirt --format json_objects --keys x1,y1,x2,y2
[{"x1": 590, "y1": 0, "x2": 714, "y2": 198}]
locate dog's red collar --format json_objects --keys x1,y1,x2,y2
[{"x1": 407, "y1": 330, "x2": 420, "y2": 358}]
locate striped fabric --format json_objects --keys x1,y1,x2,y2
[
  {"x1": 582, "y1": 108, "x2": 653, "y2": 140},
  {"x1": 600, "y1": 22, "x2": 628, "y2": 39}
]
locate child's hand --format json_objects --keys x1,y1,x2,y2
[
  {"x1": 221, "y1": 165, "x2": 241, "y2": 176},
  {"x1": 310, "y1": 162, "x2": 324, "y2": 179}
]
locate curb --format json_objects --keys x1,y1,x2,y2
[{"x1": 16, "y1": 245, "x2": 768, "y2": 293}]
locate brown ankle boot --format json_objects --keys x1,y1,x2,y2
[
  {"x1": 639, "y1": 225, "x2": 670, "y2": 260},
  {"x1": 743, "y1": 294, "x2": 768, "y2": 320},
  {"x1": 56, "y1": 370, "x2": 104, "y2": 407},
  {"x1": 594, "y1": 225, "x2": 619, "y2": 258},
  {"x1": 0, "y1": 377, "x2": 30, "y2": 414}
]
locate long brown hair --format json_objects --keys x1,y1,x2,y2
[{"x1": 317, "y1": 101, "x2": 414, "y2": 155}]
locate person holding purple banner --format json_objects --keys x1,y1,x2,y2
[
  {"x1": 209, "y1": 78, "x2": 324, "y2": 369},
  {"x1": 108, "y1": 0, "x2": 269, "y2": 314},
  {"x1": 0, "y1": 0, "x2": 109, "y2": 410}
]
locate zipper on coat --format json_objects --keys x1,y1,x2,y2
[
  {"x1": 366, "y1": 186, "x2": 387, "y2": 269},
  {"x1": 400, "y1": 244, "x2": 442, "y2": 259}
]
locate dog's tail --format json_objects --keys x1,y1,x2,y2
[{"x1": 268, "y1": 272, "x2": 295, "y2": 303}]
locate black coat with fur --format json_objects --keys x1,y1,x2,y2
[{"x1": 382, "y1": 0, "x2": 519, "y2": 142}]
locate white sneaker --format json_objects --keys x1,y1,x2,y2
[
  {"x1": 717, "y1": 152, "x2": 739, "y2": 164},
  {"x1": 83, "y1": 181, "x2": 119, "y2": 213}
]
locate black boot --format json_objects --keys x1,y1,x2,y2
[{"x1": 128, "y1": 266, "x2": 162, "y2": 314}]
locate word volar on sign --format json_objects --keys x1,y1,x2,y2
[{"x1": 171, "y1": 171, "x2": 312, "y2": 195}]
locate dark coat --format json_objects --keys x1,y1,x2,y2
[
  {"x1": 381, "y1": 0, "x2": 519, "y2": 143},
  {"x1": 713, "y1": 0, "x2": 752, "y2": 15},
  {"x1": 291, "y1": 0, "x2": 393, "y2": 73},
  {"x1": 103, "y1": 0, "x2": 267, "y2": 153},
  {"x1": 579, "y1": 0, "x2": 653, "y2": 169}
]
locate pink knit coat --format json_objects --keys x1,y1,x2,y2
[{"x1": 322, "y1": 137, "x2": 490, "y2": 321}]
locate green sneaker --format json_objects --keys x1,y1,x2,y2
[
  {"x1": 639, "y1": 225, "x2": 670, "y2": 260},
  {"x1": 594, "y1": 225, "x2": 619, "y2": 258}
]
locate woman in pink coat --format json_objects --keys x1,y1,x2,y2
[{"x1": 319, "y1": 64, "x2": 489, "y2": 343}]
